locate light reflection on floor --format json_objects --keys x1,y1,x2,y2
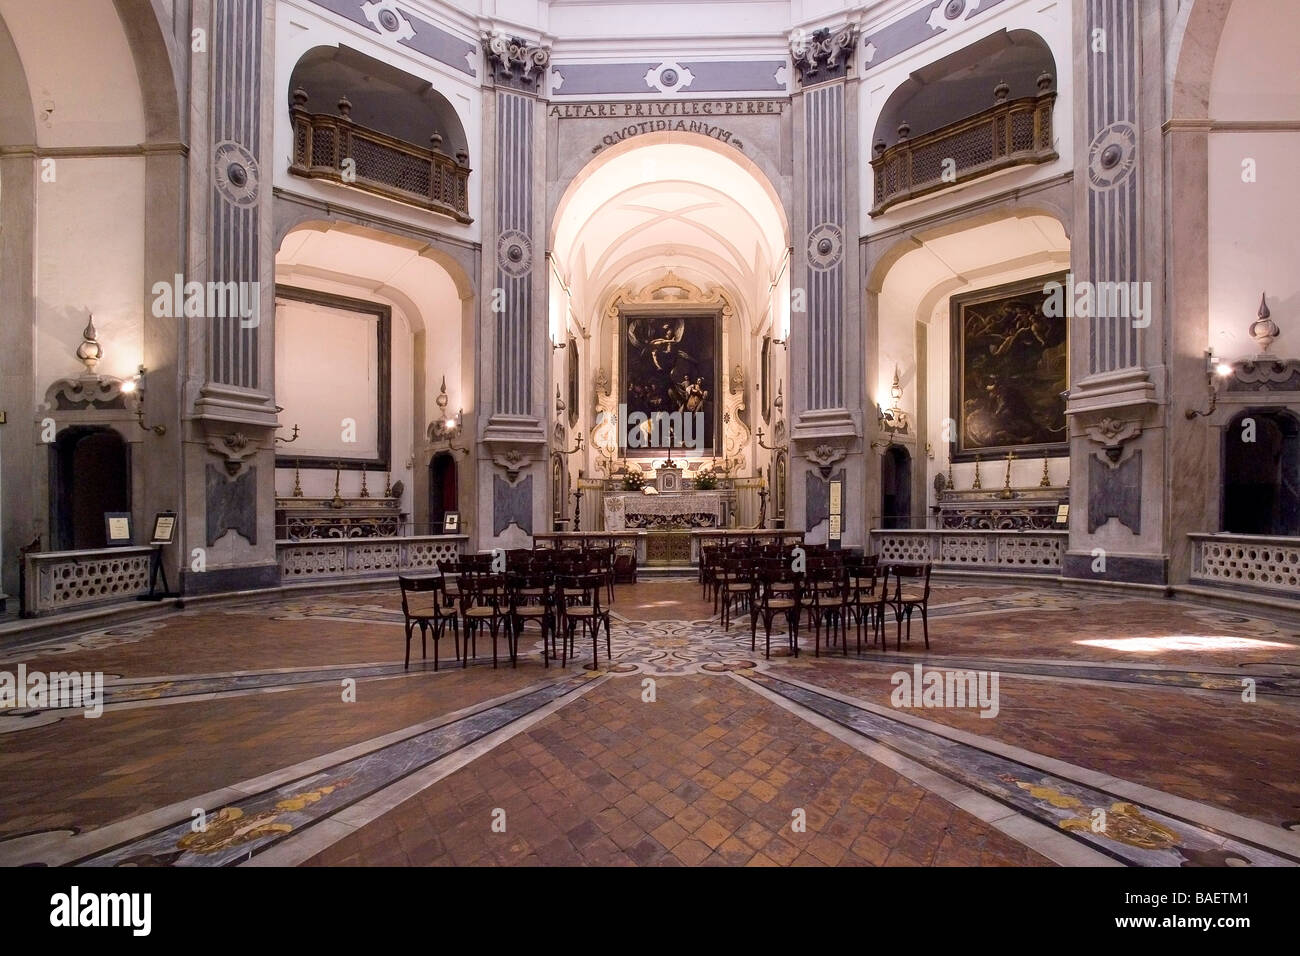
[{"x1": 1074, "y1": 634, "x2": 1293, "y2": 653}]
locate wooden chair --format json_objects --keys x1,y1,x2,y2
[
  {"x1": 556, "y1": 573, "x2": 612, "y2": 668},
  {"x1": 843, "y1": 555, "x2": 880, "y2": 653},
  {"x1": 507, "y1": 572, "x2": 556, "y2": 666},
  {"x1": 398, "y1": 575, "x2": 460, "y2": 670},
  {"x1": 750, "y1": 565, "x2": 801, "y2": 659},
  {"x1": 882, "y1": 563, "x2": 933, "y2": 650},
  {"x1": 805, "y1": 558, "x2": 847, "y2": 657},
  {"x1": 459, "y1": 572, "x2": 515, "y2": 667},
  {"x1": 719, "y1": 557, "x2": 753, "y2": 631},
  {"x1": 586, "y1": 546, "x2": 616, "y2": 604}
]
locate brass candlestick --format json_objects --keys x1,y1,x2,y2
[
  {"x1": 359, "y1": 466, "x2": 370, "y2": 498},
  {"x1": 972, "y1": 455, "x2": 982, "y2": 490},
  {"x1": 1000, "y1": 451, "x2": 1015, "y2": 499},
  {"x1": 383, "y1": 470, "x2": 393, "y2": 498},
  {"x1": 292, "y1": 460, "x2": 303, "y2": 498},
  {"x1": 1040, "y1": 457, "x2": 1051, "y2": 488}
]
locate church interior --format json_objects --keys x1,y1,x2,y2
[{"x1": 0, "y1": 0, "x2": 1297, "y2": 884}]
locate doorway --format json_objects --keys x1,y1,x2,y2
[
  {"x1": 1223, "y1": 410, "x2": 1300, "y2": 535},
  {"x1": 880, "y1": 445, "x2": 912, "y2": 530},
  {"x1": 50, "y1": 427, "x2": 131, "y2": 550},
  {"x1": 429, "y1": 451, "x2": 458, "y2": 533}
]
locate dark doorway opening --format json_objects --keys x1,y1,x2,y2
[
  {"x1": 429, "y1": 452, "x2": 458, "y2": 533},
  {"x1": 1223, "y1": 409, "x2": 1300, "y2": 536},
  {"x1": 881, "y1": 445, "x2": 912, "y2": 530},
  {"x1": 50, "y1": 427, "x2": 131, "y2": 550}
]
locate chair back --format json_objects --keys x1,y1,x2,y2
[
  {"x1": 398, "y1": 574, "x2": 444, "y2": 616},
  {"x1": 461, "y1": 572, "x2": 507, "y2": 611},
  {"x1": 556, "y1": 573, "x2": 603, "y2": 612},
  {"x1": 887, "y1": 562, "x2": 932, "y2": 601}
]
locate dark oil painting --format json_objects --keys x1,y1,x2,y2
[
  {"x1": 620, "y1": 310, "x2": 720, "y2": 457},
  {"x1": 950, "y1": 274, "x2": 1069, "y2": 461}
]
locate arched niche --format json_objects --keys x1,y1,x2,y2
[
  {"x1": 50, "y1": 426, "x2": 132, "y2": 550},
  {"x1": 289, "y1": 44, "x2": 468, "y2": 158},
  {"x1": 873, "y1": 29, "x2": 1057, "y2": 150},
  {"x1": 1222, "y1": 409, "x2": 1300, "y2": 536}
]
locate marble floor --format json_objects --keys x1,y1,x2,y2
[{"x1": 1, "y1": 578, "x2": 1298, "y2": 867}]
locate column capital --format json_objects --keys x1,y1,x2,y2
[
  {"x1": 482, "y1": 32, "x2": 551, "y2": 93},
  {"x1": 789, "y1": 23, "x2": 858, "y2": 87}
]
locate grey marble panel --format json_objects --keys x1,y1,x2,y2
[
  {"x1": 493, "y1": 474, "x2": 533, "y2": 537},
  {"x1": 206, "y1": 464, "x2": 258, "y2": 546},
  {"x1": 1088, "y1": 451, "x2": 1141, "y2": 534}
]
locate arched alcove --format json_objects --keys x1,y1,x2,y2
[
  {"x1": 1223, "y1": 409, "x2": 1300, "y2": 536},
  {"x1": 50, "y1": 427, "x2": 131, "y2": 550},
  {"x1": 289, "y1": 45, "x2": 468, "y2": 157},
  {"x1": 880, "y1": 445, "x2": 912, "y2": 530},
  {"x1": 873, "y1": 29, "x2": 1057, "y2": 149},
  {"x1": 429, "y1": 452, "x2": 459, "y2": 533}
]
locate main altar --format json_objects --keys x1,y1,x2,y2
[{"x1": 603, "y1": 491, "x2": 729, "y2": 532}]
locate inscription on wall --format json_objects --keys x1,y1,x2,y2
[{"x1": 551, "y1": 100, "x2": 786, "y2": 154}]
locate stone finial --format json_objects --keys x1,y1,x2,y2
[
  {"x1": 873, "y1": 140, "x2": 887, "y2": 157},
  {"x1": 336, "y1": 95, "x2": 352, "y2": 118},
  {"x1": 896, "y1": 121, "x2": 911, "y2": 141},
  {"x1": 1250, "y1": 292, "x2": 1279, "y2": 352},
  {"x1": 1036, "y1": 71, "x2": 1054, "y2": 93},
  {"x1": 291, "y1": 88, "x2": 309, "y2": 108},
  {"x1": 994, "y1": 80, "x2": 1011, "y2": 104},
  {"x1": 75, "y1": 315, "x2": 103, "y2": 373},
  {"x1": 429, "y1": 132, "x2": 443, "y2": 152}
]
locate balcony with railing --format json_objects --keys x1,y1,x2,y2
[
  {"x1": 870, "y1": 77, "x2": 1056, "y2": 216},
  {"x1": 289, "y1": 89, "x2": 472, "y2": 223}
]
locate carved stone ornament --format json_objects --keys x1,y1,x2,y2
[
  {"x1": 492, "y1": 449, "x2": 529, "y2": 483},
  {"x1": 590, "y1": 367, "x2": 619, "y2": 473},
  {"x1": 44, "y1": 375, "x2": 129, "y2": 411},
  {"x1": 1224, "y1": 358, "x2": 1300, "y2": 392},
  {"x1": 807, "y1": 442, "x2": 846, "y2": 479},
  {"x1": 1250, "y1": 293, "x2": 1280, "y2": 353},
  {"x1": 790, "y1": 24, "x2": 858, "y2": 84},
  {"x1": 1083, "y1": 416, "x2": 1141, "y2": 467},
  {"x1": 483, "y1": 32, "x2": 551, "y2": 91},
  {"x1": 206, "y1": 431, "x2": 262, "y2": 476}
]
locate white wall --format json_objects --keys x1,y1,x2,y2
[{"x1": 1206, "y1": 0, "x2": 1300, "y2": 363}]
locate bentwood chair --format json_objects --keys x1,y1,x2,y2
[
  {"x1": 719, "y1": 557, "x2": 753, "y2": 631},
  {"x1": 507, "y1": 572, "x2": 557, "y2": 665},
  {"x1": 556, "y1": 573, "x2": 612, "y2": 668},
  {"x1": 460, "y1": 572, "x2": 515, "y2": 667},
  {"x1": 398, "y1": 575, "x2": 460, "y2": 670},
  {"x1": 805, "y1": 558, "x2": 847, "y2": 657},
  {"x1": 750, "y1": 566, "x2": 801, "y2": 659},
  {"x1": 586, "y1": 546, "x2": 616, "y2": 604},
  {"x1": 883, "y1": 563, "x2": 933, "y2": 650}
]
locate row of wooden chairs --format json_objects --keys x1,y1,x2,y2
[
  {"x1": 399, "y1": 571, "x2": 612, "y2": 671},
  {"x1": 707, "y1": 551, "x2": 933, "y2": 659}
]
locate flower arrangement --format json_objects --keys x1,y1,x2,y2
[
  {"x1": 620, "y1": 467, "x2": 645, "y2": 492},
  {"x1": 692, "y1": 466, "x2": 718, "y2": 490}
]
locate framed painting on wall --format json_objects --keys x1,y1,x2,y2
[
  {"x1": 618, "y1": 310, "x2": 722, "y2": 458},
  {"x1": 949, "y1": 273, "x2": 1069, "y2": 462}
]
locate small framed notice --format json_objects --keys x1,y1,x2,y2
[
  {"x1": 828, "y1": 478, "x2": 843, "y2": 549},
  {"x1": 443, "y1": 511, "x2": 460, "y2": 533},
  {"x1": 105, "y1": 512, "x2": 133, "y2": 546},
  {"x1": 1055, "y1": 504, "x2": 1069, "y2": 526},
  {"x1": 150, "y1": 511, "x2": 177, "y2": 545}
]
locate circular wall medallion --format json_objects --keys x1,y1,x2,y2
[
  {"x1": 1086, "y1": 121, "x2": 1138, "y2": 191},
  {"x1": 377, "y1": 8, "x2": 400, "y2": 31},
  {"x1": 213, "y1": 141, "x2": 260, "y2": 207},
  {"x1": 945, "y1": 0, "x2": 966, "y2": 20},
  {"x1": 660, "y1": 68, "x2": 678, "y2": 86},
  {"x1": 496, "y1": 229, "x2": 533, "y2": 278},
  {"x1": 807, "y1": 223, "x2": 843, "y2": 271}
]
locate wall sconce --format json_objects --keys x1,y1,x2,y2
[
  {"x1": 877, "y1": 369, "x2": 909, "y2": 435},
  {"x1": 1185, "y1": 348, "x2": 1232, "y2": 419},
  {"x1": 756, "y1": 426, "x2": 785, "y2": 451},
  {"x1": 428, "y1": 375, "x2": 468, "y2": 455},
  {"x1": 550, "y1": 334, "x2": 567, "y2": 352},
  {"x1": 559, "y1": 430, "x2": 583, "y2": 456},
  {"x1": 123, "y1": 365, "x2": 166, "y2": 436}
]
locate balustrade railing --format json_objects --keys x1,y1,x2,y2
[
  {"x1": 1189, "y1": 533, "x2": 1300, "y2": 597},
  {"x1": 870, "y1": 88, "x2": 1057, "y2": 215},
  {"x1": 289, "y1": 90, "x2": 471, "y2": 223}
]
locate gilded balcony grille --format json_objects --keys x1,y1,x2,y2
[
  {"x1": 870, "y1": 91, "x2": 1056, "y2": 215},
  {"x1": 289, "y1": 99, "x2": 473, "y2": 224}
]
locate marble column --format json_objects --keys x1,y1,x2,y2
[
  {"x1": 788, "y1": 25, "x2": 864, "y2": 548},
  {"x1": 477, "y1": 35, "x2": 551, "y2": 550},
  {"x1": 182, "y1": 0, "x2": 281, "y2": 594},
  {"x1": 1063, "y1": 0, "x2": 1168, "y2": 584}
]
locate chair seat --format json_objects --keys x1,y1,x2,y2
[
  {"x1": 566, "y1": 606, "x2": 595, "y2": 617},
  {"x1": 514, "y1": 606, "x2": 547, "y2": 618},
  {"x1": 466, "y1": 606, "x2": 499, "y2": 618},
  {"x1": 766, "y1": 598, "x2": 796, "y2": 609},
  {"x1": 405, "y1": 599, "x2": 455, "y2": 618},
  {"x1": 849, "y1": 577, "x2": 874, "y2": 589},
  {"x1": 897, "y1": 590, "x2": 928, "y2": 603},
  {"x1": 726, "y1": 582, "x2": 751, "y2": 592}
]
